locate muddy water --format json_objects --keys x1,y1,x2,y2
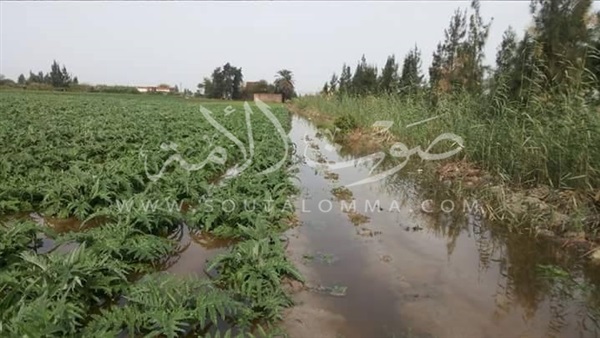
[
  {"x1": 284, "y1": 116, "x2": 600, "y2": 338},
  {"x1": 10, "y1": 212, "x2": 226, "y2": 274},
  {"x1": 166, "y1": 227, "x2": 232, "y2": 276}
]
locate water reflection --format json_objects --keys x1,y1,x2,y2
[
  {"x1": 300, "y1": 115, "x2": 600, "y2": 337},
  {"x1": 379, "y1": 155, "x2": 600, "y2": 337}
]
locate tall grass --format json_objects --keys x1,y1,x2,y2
[{"x1": 293, "y1": 90, "x2": 600, "y2": 192}]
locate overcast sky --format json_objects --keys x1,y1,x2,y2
[{"x1": 0, "y1": 1, "x2": 555, "y2": 94}]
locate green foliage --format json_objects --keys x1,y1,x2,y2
[
  {"x1": 206, "y1": 63, "x2": 244, "y2": 100},
  {"x1": 399, "y1": 46, "x2": 424, "y2": 95},
  {"x1": 351, "y1": 55, "x2": 378, "y2": 95},
  {"x1": 302, "y1": 0, "x2": 600, "y2": 201},
  {"x1": 0, "y1": 221, "x2": 44, "y2": 267},
  {"x1": 58, "y1": 220, "x2": 176, "y2": 265},
  {"x1": 274, "y1": 69, "x2": 297, "y2": 101},
  {"x1": 208, "y1": 237, "x2": 302, "y2": 321},
  {"x1": 378, "y1": 55, "x2": 400, "y2": 94},
  {"x1": 49, "y1": 60, "x2": 72, "y2": 88},
  {"x1": 328, "y1": 73, "x2": 339, "y2": 93},
  {"x1": 321, "y1": 82, "x2": 329, "y2": 96},
  {"x1": 89, "y1": 85, "x2": 139, "y2": 94},
  {"x1": 530, "y1": 0, "x2": 593, "y2": 88},
  {"x1": 338, "y1": 64, "x2": 353, "y2": 95},
  {"x1": 334, "y1": 114, "x2": 359, "y2": 133},
  {"x1": 428, "y1": 0, "x2": 491, "y2": 95},
  {"x1": 294, "y1": 91, "x2": 600, "y2": 192},
  {"x1": 327, "y1": 50, "x2": 424, "y2": 97},
  {"x1": 0, "y1": 244, "x2": 131, "y2": 336},
  {"x1": 84, "y1": 274, "x2": 247, "y2": 337},
  {"x1": 0, "y1": 92, "x2": 301, "y2": 336},
  {"x1": 21, "y1": 60, "x2": 77, "y2": 88}
]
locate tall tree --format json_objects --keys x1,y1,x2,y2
[
  {"x1": 351, "y1": 55, "x2": 378, "y2": 95},
  {"x1": 232, "y1": 67, "x2": 243, "y2": 100},
  {"x1": 428, "y1": 0, "x2": 491, "y2": 94},
  {"x1": 429, "y1": 42, "x2": 444, "y2": 90},
  {"x1": 17, "y1": 74, "x2": 26, "y2": 85},
  {"x1": 399, "y1": 46, "x2": 424, "y2": 95},
  {"x1": 488, "y1": 27, "x2": 520, "y2": 110},
  {"x1": 27, "y1": 71, "x2": 37, "y2": 84},
  {"x1": 530, "y1": 0, "x2": 593, "y2": 88},
  {"x1": 429, "y1": 9, "x2": 467, "y2": 93},
  {"x1": 50, "y1": 60, "x2": 65, "y2": 87},
  {"x1": 209, "y1": 67, "x2": 225, "y2": 99},
  {"x1": 61, "y1": 65, "x2": 71, "y2": 86},
  {"x1": 444, "y1": 8, "x2": 468, "y2": 77},
  {"x1": 321, "y1": 82, "x2": 329, "y2": 96},
  {"x1": 495, "y1": 27, "x2": 518, "y2": 76},
  {"x1": 462, "y1": 0, "x2": 492, "y2": 93},
  {"x1": 378, "y1": 55, "x2": 400, "y2": 94},
  {"x1": 205, "y1": 63, "x2": 243, "y2": 99},
  {"x1": 274, "y1": 69, "x2": 296, "y2": 101},
  {"x1": 338, "y1": 64, "x2": 353, "y2": 95},
  {"x1": 328, "y1": 73, "x2": 339, "y2": 94}
]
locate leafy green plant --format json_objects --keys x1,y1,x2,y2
[
  {"x1": 84, "y1": 274, "x2": 247, "y2": 337},
  {"x1": 208, "y1": 237, "x2": 303, "y2": 321},
  {"x1": 0, "y1": 92, "x2": 302, "y2": 336},
  {"x1": 334, "y1": 114, "x2": 358, "y2": 134}
]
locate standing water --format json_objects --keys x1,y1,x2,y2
[{"x1": 282, "y1": 116, "x2": 600, "y2": 338}]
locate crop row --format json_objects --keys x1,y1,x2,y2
[{"x1": 0, "y1": 91, "x2": 301, "y2": 336}]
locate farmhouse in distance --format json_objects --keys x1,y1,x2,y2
[
  {"x1": 253, "y1": 93, "x2": 282, "y2": 103},
  {"x1": 244, "y1": 81, "x2": 283, "y2": 103},
  {"x1": 136, "y1": 84, "x2": 176, "y2": 93}
]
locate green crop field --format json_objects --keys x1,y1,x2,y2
[{"x1": 0, "y1": 91, "x2": 301, "y2": 336}]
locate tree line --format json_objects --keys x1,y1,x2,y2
[
  {"x1": 197, "y1": 63, "x2": 297, "y2": 101},
  {"x1": 16, "y1": 60, "x2": 79, "y2": 88},
  {"x1": 323, "y1": 0, "x2": 600, "y2": 106},
  {"x1": 323, "y1": 46, "x2": 424, "y2": 97}
]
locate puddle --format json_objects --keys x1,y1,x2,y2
[
  {"x1": 1, "y1": 212, "x2": 228, "y2": 275},
  {"x1": 284, "y1": 115, "x2": 600, "y2": 338},
  {"x1": 165, "y1": 227, "x2": 232, "y2": 276}
]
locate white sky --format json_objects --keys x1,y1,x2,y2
[{"x1": 0, "y1": 1, "x2": 573, "y2": 94}]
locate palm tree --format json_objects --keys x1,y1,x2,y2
[{"x1": 274, "y1": 69, "x2": 296, "y2": 102}]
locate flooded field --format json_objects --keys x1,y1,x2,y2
[
  {"x1": 283, "y1": 116, "x2": 600, "y2": 338},
  {"x1": 1, "y1": 91, "x2": 598, "y2": 337}
]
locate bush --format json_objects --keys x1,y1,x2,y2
[
  {"x1": 334, "y1": 114, "x2": 358, "y2": 133},
  {"x1": 25, "y1": 82, "x2": 54, "y2": 91}
]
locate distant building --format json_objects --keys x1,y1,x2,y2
[
  {"x1": 136, "y1": 85, "x2": 175, "y2": 93},
  {"x1": 253, "y1": 93, "x2": 283, "y2": 103}
]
